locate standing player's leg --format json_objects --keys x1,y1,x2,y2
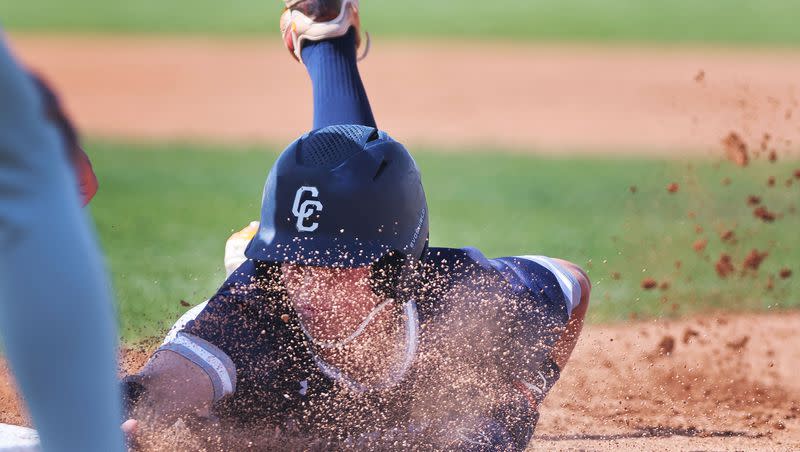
[
  {"x1": 282, "y1": 0, "x2": 376, "y2": 129},
  {"x1": 0, "y1": 36, "x2": 124, "y2": 452}
]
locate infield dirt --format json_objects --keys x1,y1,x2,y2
[
  {"x1": 8, "y1": 35, "x2": 800, "y2": 156},
  {"x1": 1, "y1": 312, "x2": 798, "y2": 450}
]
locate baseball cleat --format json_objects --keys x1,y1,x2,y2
[{"x1": 280, "y1": 0, "x2": 369, "y2": 63}]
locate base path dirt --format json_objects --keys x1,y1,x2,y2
[
  {"x1": 534, "y1": 311, "x2": 800, "y2": 451},
  {"x1": 9, "y1": 34, "x2": 800, "y2": 156},
  {"x1": 2, "y1": 312, "x2": 798, "y2": 450}
]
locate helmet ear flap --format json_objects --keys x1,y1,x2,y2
[
  {"x1": 369, "y1": 250, "x2": 405, "y2": 299},
  {"x1": 369, "y1": 235, "x2": 430, "y2": 301}
]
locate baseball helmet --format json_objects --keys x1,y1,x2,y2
[{"x1": 245, "y1": 124, "x2": 429, "y2": 268}]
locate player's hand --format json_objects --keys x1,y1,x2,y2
[{"x1": 71, "y1": 145, "x2": 99, "y2": 205}]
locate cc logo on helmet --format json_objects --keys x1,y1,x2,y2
[{"x1": 292, "y1": 186, "x2": 323, "y2": 232}]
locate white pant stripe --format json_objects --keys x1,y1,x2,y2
[
  {"x1": 517, "y1": 255, "x2": 581, "y2": 316},
  {"x1": 171, "y1": 334, "x2": 234, "y2": 396}
]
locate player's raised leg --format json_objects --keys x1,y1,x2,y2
[
  {"x1": 0, "y1": 36, "x2": 124, "y2": 452},
  {"x1": 281, "y1": 0, "x2": 376, "y2": 128}
]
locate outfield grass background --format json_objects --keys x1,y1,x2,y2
[
  {"x1": 4, "y1": 0, "x2": 800, "y2": 46},
  {"x1": 86, "y1": 141, "x2": 800, "y2": 340}
]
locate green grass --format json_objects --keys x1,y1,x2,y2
[
  {"x1": 4, "y1": 0, "x2": 800, "y2": 45},
  {"x1": 86, "y1": 140, "x2": 800, "y2": 340}
]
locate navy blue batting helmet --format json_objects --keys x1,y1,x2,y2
[{"x1": 245, "y1": 124, "x2": 429, "y2": 268}]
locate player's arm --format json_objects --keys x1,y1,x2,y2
[
  {"x1": 122, "y1": 221, "x2": 263, "y2": 427},
  {"x1": 28, "y1": 71, "x2": 99, "y2": 205},
  {"x1": 121, "y1": 308, "x2": 240, "y2": 426},
  {"x1": 122, "y1": 261, "x2": 278, "y2": 434},
  {"x1": 121, "y1": 349, "x2": 216, "y2": 423},
  {"x1": 502, "y1": 255, "x2": 590, "y2": 407},
  {"x1": 482, "y1": 258, "x2": 592, "y2": 451},
  {"x1": 455, "y1": 254, "x2": 591, "y2": 451}
]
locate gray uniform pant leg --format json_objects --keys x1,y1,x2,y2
[{"x1": 0, "y1": 33, "x2": 124, "y2": 452}]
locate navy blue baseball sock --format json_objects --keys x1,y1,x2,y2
[{"x1": 301, "y1": 28, "x2": 376, "y2": 129}]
